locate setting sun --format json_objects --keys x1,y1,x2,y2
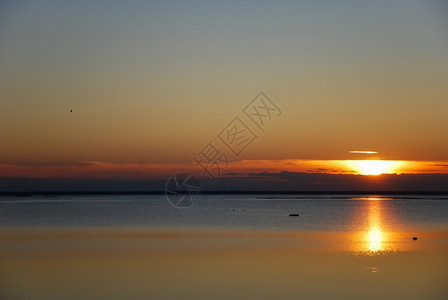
[{"x1": 346, "y1": 160, "x2": 403, "y2": 175}]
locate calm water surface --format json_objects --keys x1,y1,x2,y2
[
  {"x1": 1, "y1": 194, "x2": 448, "y2": 299},
  {"x1": 1, "y1": 194, "x2": 447, "y2": 231}
]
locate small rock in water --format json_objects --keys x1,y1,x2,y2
[
  {"x1": 289, "y1": 213, "x2": 299, "y2": 217},
  {"x1": 413, "y1": 237, "x2": 418, "y2": 240}
]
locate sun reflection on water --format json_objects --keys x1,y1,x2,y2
[
  {"x1": 367, "y1": 226, "x2": 383, "y2": 252},
  {"x1": 365, "y1": 200, "x2": 385, "y2": 253},
  {"x1": 346, "y1": 197, "x2": 424, "y2": 255},
  {"x1": 347, "y1": 197, "x2": 399, "y2": 255}
]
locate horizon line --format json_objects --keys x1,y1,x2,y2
[{"x1": 2, "y1": 191, "x2": 448, "y2": 196}]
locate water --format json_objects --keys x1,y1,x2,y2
[
  {"x1": 1, "y1": 194, "x2": 448, "y2": 299},
  {"x1": 1, "y1": 194, "x2": 447, "y2": 232}
]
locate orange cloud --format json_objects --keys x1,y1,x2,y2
[
  {"x1": 0, "y1": 161, "x2": 194, "y2": 179},
  {"x1": 1, "y1": 159, "x2": 447, "y2": 180}
]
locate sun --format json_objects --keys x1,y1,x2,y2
[{"x1": 346, "y1": 160, "x2": 403, "y2": 175}]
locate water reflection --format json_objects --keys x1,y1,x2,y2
[
  {"x1": 352, "y1": 197, "x2": 396, "y2": 255},
  {"x1": 367, "y1": 227, "x2": 383, "y2": 252},
  {"x1": 365, "y1": 200, "x2": 385, "y2": 252}
]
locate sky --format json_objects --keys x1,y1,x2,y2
[{"x1": 1, "y1": 0, "x2": 448, "y2": 190}]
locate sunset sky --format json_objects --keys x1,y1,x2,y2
[{"x1": 1, "y1": 1, "x2": 448, "y2": 190}]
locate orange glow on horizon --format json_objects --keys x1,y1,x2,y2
[
  {"x1": 0, "y1": 159, "x2": 447, "y2": 179},
  {"x1": 344, "y1": 160, "x2": 404, "y2": 175}
]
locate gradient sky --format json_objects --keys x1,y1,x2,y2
[{"x1": 1, "y1": 0, "x2": 448, "y2": 181}]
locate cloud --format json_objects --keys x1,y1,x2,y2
[
  {"x1": 201, "y1": 172, "x2": 448, "y2": 192},
  {"x1": 1, "y1": 159, "x2": 448, "y2": 183},
  {"x1": 2, "y1": 172, "x2": 448, "y2": 192},
  {"x1": 0, "y1": 161, "x2": 199, "y2": 179},
  {"x1": 349, "y1": 150, "x2": 378, "y2": 154}
]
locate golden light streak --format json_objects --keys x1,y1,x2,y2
[
  {"x1": 349, "y1": 150, "x2": 378, "y2": 154},
  {"x1": 366, "y1": 200, "x2": 385, "y2": 253}
]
